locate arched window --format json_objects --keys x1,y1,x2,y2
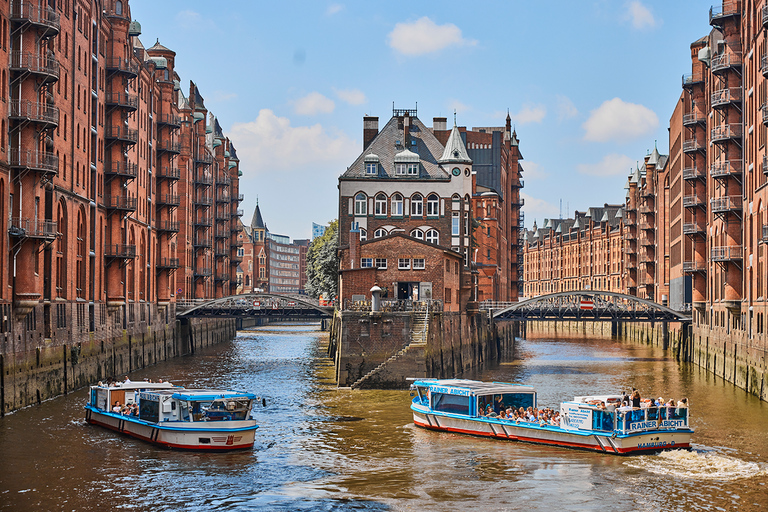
[
  {"x1": 374, "y1": 193, "x2": 387, "y2": 216},
  {"x1": 426, "y1": 193, "x2": 439, "y2": 216},
  {"x1": 426, "y1": 229, "x2": 439, "y2": 245},
  {"x1": 452, "y1": 194, "x2": 461, "y2": 212},
  {"x1": 391, "y1": 193, "x2": 403, "y2": 216},
  {"x1": 359, "y1": 228, "x2": 367, "y2": 241},
  {"x1": 410, "y1": 229, "x2": 424, "y2": 240},
  {"x1": 354, "y1": 193, "x2": 367, "y2": 215},
  {"x1": 374, "y1": 228, "x2": 387, "y2": 238},
  {"x1": 115, "y1": 1, "x2": 123, "y2": 15},
  {"x1": 411, "y1": 194, "x2": 423, "y2": 216}
]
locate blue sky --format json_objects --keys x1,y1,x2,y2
[{"x1": 130, "y1": 0, "x2": 712, "y2": 238}]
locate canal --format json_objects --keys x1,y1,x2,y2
[{"x1": 1, "y1": 323, "x2": 767, "y2": 511}]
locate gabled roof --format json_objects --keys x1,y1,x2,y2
[
  {"x1": 191, "y1": 81, "x2": 205, "y2": 110},
  {"x1": 341, "y1": 116, "x2": 451, "y2": 180},
  {"x1": 250, "y1": 204, "x2": 267, "y2": 231},
  {"x1": 438, "y1": 125, "x2": 472, "y2": 164},
  {"x1": 147, "y1": 39, "x2": 174, "y2": 53}
]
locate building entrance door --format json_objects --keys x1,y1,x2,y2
[{"x1": 397, "y1": 282, "x2": 420, "y2": 300}]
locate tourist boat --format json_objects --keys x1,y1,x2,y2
[
  {"x1": 409, "y1": 379, "x2": 693, "y2": 455},
  {"x1": 85, "y1": 381, "x2": 260, "y2": 450}
]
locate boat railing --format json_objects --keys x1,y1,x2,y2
[{"x1": 615, "y1": 406, "x2": 689, "y2": 434}]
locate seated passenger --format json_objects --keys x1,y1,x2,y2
[{"x1": 112, "y1": 401, "x2": 121, "y2": 413}]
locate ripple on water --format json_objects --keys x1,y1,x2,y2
[{"x1": 623, "y1": 448, "x2": 768, "y2": 481}]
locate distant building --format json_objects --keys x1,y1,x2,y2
[{"x1": 312, "y1": 223, "x2": 327, "y2": 240}]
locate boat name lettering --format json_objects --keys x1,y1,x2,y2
[
  {"x1": 637, "y1": 440, "x2": 674, "y2": 449},
  {"x1": 139, "y1": 392, "x2": 159, "y2": 401},
  {"x1": 431, "y1": 386, "x2": 471, "y2": 396},
  {"x1": 630, "y1": 419, "x2": 685, "y2": 430}
]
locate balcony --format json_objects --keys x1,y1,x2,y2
[
  {"x1": 639, "y1": 220, "x2": 654, "y2": 231},
  {"x1": 9, "y1": 100, "x2": 59, "y2": 128},
  {"x1": 623, "y1": 216, "x2": 636, "y2": 226},
  {"x1": 105, "y1": 56, "x2": 139, "y2": 77},
  {"x1": 762, "y1": 54, "x2": 768, "y2": 78},
  {"x1": 194, "y1": 216, "x2": 212, "y2": 227},
  {"x1": 682, "y1": 138, "x2": 705, "y2": 153},
  {"x1": 157, "y1": 194, "x2": 180, "y2": 207},
  {"x1": 763, "y1": 225, "x2": 768, "y2": 243},
  {"x1": 640, "y1": 233, "x2": 655, "y2": 246},
  {"x1": 710, "y1": 160, "x2": 742, "y2": 179},
  {"x1": 640, "y1": 187, "x2": 655, "y2": 199},
  {"x1": 710, "y1": 195, "x2": 742, "y2": 214},
  {"x1": 230, "y1": 255, "x2": 243, "y2": 265},
  {"x1": 215, "y1": 210, "x2": 230, "y2": 221},
  {"x1": 157, "y1": 258, "x2": 180, "y2": 270},
  {"x1": 105, "y1": 92, "x2": 138, "y2": 111},
  {"x1": 214, "y1": 273, "x2": 230, "y2": 282},
  {"x1": 709, "y1": 2, "x2": 741, "y2": 27},
  {"x1": 9, "y1": 149, "x2": 58, "y2": 175},
  {"x1": 10, "y1": 1, "x2": 61, "y2": 37},
  {"x1": 763, "y1": 4, "x2": 768, "y2": 29},
  {"x1": 762, "y1": 104, "x2": 768, "y2": 125},
  {"x1": 104, "y1": 244, "x2": 137, "y2": 260},
  {"x1": 710, "y1": 50, "x2": 742, "y2": 74},
  {"x1": 156, "y1": 140, "x2": 181, "y2": 154},
  {"x1": 512, "y1": 197, "x2": 525, "y2": 207},
  {"x1": 8, "y1": 218, "x2": 57, "y2": 240},
  {"x1": 763, "y1": 155, "x2": 768, "y2": 176},
  {"x1": 231, "y1": 209, "x2": 244, "y2": 218},
  {"x1": 711, "y1": 245, "x2": 742, "y2": 262},
  {"x1": 193, "y1": 236, "x2": 212, "y2": 248},
  {"x1": 157, "y1": 220, "x2": 180, "y2": 233},
  {"x1": 105, "y1": 161, "x2": 138, "y2": 179},
  {"x1": 639, "y1": 204, "x2": 654, "y2": 214},
  {"x1": 105, "y1": 125, "x2": 138, "y2": 144},
  {"x1": 215, "y1": 192, "x2": 230, "y2": 203},
  {"x1": 157, "y1": 114, "x2": 182, "y2": 128},
  {"x1": 157, "y1": 167, "x2": 180, "y2": 180},
  {"x1": 215, "y1": 175, "x2": 231, "y2": 186},
  {"x1": 683, "y1": 195, "x2": 705, "y2": 208},
  {"x1": 626, "y1": 258, "x2": 638, "y2": 270},
  {"x1": 104, "y1": 195, "x2": 137, "y2": 212},
  {"x1": 233, "y1": 193, "x2": 244, "y2": 202},
  {"x1": 194, "y1": 267, "x2": 212, "y2": 277},
  {"x1": 214, "y1": 245, "x2": 229, "y2": 256},
  {"x1": 10, "y1": 51, "x2": 59, "y2": 83},
  {"x1": 682, "y1": 112, "x2": 705, "y2": 126},
  {"x1": 711, "y1": 124, "x2": 742, "y2": 143},
  {"x1": 214, "y1": 227, "x2": 229, "y2": 239},
  {"x1": 682, "y1": 167, "x2": 705, "y2": 180},
  {"x1": 682, "y1": 72, "x2": 703, "y2": 88},
  {"x1": 683, "y1": 261, "x2": 707, "y2": 273},
  {"x1": 194, "y1": 195, "x2": 213, "y2": 207},
  {"x1": 232, "y1": 238, "x2": 244, "y2": 248},
  {"x1": 683, "y1": 223, "x2": 705, "y2": 236},
  {"x1": 195, "y1": 152, "x2": 214, "y2": 165},
  {"x1": 194, "y1": 174, "x2": 213, "y2": 186},
  {"x1": 711, "y1": 87, "x2": 742, "y2": 108}
]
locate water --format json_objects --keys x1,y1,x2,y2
[{"x1": 1, "y1": 324, "x2": 767, "y2": 511}]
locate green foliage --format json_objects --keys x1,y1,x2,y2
[{"x1": 305, "y1": 220, "x2": 339, "y2": 300}]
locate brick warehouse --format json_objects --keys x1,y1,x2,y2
[
  {"x1": 0, "y1": 0, "x2": 244, "y2": 413},
  {"x1": 522, "y1": 0, "x2": 768, "y2": 401}
]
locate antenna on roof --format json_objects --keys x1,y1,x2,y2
[
  {"x1": 453, "y1": 109, "x2": 457, "y2": 126},
  {"x1": 559, "y1": 199, "x2": 562, "y2": 220}
]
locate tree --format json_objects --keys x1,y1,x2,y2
[{"x1": 305, "y1": 220, "x2": 339, "y2": 300}]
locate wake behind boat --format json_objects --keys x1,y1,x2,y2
[
  {"x1": 85, "y1": 380, "x2": 260, "y2": 450},
  {"x1": 410, "y1": 379, "x2": 693, "y2": 455}
]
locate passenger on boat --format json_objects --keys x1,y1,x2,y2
[
  {"x1": 631, "y1": 390, "x2": 641, "y2": 408},
  {"x1": 112, "y1": 401, "x2": 121, "y2": 413},
  {"x1": 494, "y1": 395, "x2": 504, "y2": 414}
]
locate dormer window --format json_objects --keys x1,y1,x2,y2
[
  {"x1": 394, "y1": 149, "x2": 419, "y2": 176},
  {"x1": 364, "y1": 153, "x2": 379, "y2": 175},
  {"x1": 366, "y1": 162, "x2": 377, "y2": 174},
  {"x1": 407, "y1": 163, "x2": 418, "y2": 175},
  {"x1": 396, "y1": 163, "x2": 407, "y2": 175}
]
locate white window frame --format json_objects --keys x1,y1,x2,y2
[
  {"x1": 398, "y1": 258, "x2": 411, "y2": 270},
  {"x1": 426, "y1": 229, "x2": 439, "y2": 245},
  {"x1": 411, "y1": 194, "x2": 423, "y2": 216},
  {"x1": 407, "y1": 163, "x2": 419, "y2": 175},
  {"x1": 413, "y1": 258, "x2": 425, "y2": 270},
  {"x1": 375, "y1": 258, "x2": 387, "y2": 269},
  {"x1": 354, "y1": 193, "x2": 367, "y2": 215},
  {"x1": 396, "y1": 163, "x2": 407, "y2": 175},
  {"x1": 361, "y1": 258, "x2": 373, "y2": 268},
  {"x1": 391, "y1": 194, "x2": 403, "y2": 216},
  {"x1": 365, "y1": 162, "x2": 377, "y2": 175},
  {"x1": 359, "y1": 228, "x2": 367, "y2": 241},
  {"x1": 374, "y1": 228, "x2": 387, "y2": 238},
  {"x1": 410, "y1": 229, "x2": 424, "y2": 240},
  {"x1": 452, "y1": 212, "x2": 460, "y2": 236},
  {"x1": 426, "y1": 194, "x2": 439, "y2": 216},
  {"x1": 374, "y1": 193, "x2": 387, "y2": 216}
]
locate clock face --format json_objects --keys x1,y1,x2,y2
[{"x1": 452, "y1": 167, "x2": 461, "y2": 176}]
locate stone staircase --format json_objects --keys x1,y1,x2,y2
[{"x1": 350, "y1": 310, "x2": 429, "y2": 389}]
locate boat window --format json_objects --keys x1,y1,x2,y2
[
  {"x1": 431, "y1": 392, "x2": 470, "y2": 415},
  {"x1": 592, "y1": 410, "x2": 614, "y2": 432},
  {"x1": 139, "y1": 399, "x2": 160, "y2": 423},
  {"x1": 179, "y1": 401, "x2": 190, "y2": 421},
  {"x1": 478, "y1": 393, "x2": 535, "y2": 414}
]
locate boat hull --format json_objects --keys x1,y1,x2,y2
[
  {"x1": 412, "y1": 408, "x2": 692, "y2": 456},
  {"x1": 85, "y1": 407, "x2": 257, "y2": 451}
]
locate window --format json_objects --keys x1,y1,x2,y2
[
  {"x1": 374, "y1": 193, "x2": 386, "y2": 216},
  {"x1": 411, "y1": 229, "x2": 424, "y2": 240},
  {"x1": 445, "y1": 288, "x2": 452, "y2": 303},
  {"x1": 411, "y1": 194, "x2": 423, "y2": 216},
  {"x1": 396, "y1": 163, "x2": 407, "y2": 175},
  {"x1": 374, "y1": 228, "x2": 387, "y2": 238},
  {"x1": 398, "y1": 258, "x2": 411, "y2": 270},
  {"x1": 407, "y1": 163, "x2": 419, "y2": 175},
  {"x1": 445, "y1": 259, "x2": 450, "y2": 272},
  {"x1": 359, "y1": 228, "x2": 367, "y2": 241},
  {"x1": 391, "y1": 194, "x2": 403, "y2": 216},
  {"x1": 375, "y1": 258, "x2": 387, "y2": 269},
  {"x1": 365, "y1": 162, "x2": 377, "y2": 175},
  {"x1": 354, "y1": 193, "x2": 367, "y2": 215},
  {"x1": 426, "y1": 229, "x2": 439, "y2": 245},
  {"x1": 361, "y1": 258, "x2": 373, "y2": 268},
  {"x1": 427, "y1": 194, "x2": 439, "y2": 216},
  {"x1": 452, "y1": 213, "x2": 460, "y2": 236},
  {"x1": 413, "y1": 258, "x2": 425, "y2": 269}
]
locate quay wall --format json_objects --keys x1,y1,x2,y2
[
  {"x1": 330, "y1": 310, "x2": 517, "y2": 388},
  {"x1": 522, "y1": 320, "x2": 768, "y2": 402},
  {"x1": 0, "y1": 302, "x2": 236, "y2": 415}
]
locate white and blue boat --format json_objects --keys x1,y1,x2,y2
[
  {"x1": 85, "y1": 381, "x2": 260, "y2": 450},
  {"x1": 410, "y1": 379, "x2": 693, "y2": 455}
]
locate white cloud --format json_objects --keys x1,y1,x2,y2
[
  {"x1": 582, "y1": 97, "x2": 658, "y2": 142},
  {"x1": 522, "y1": 193, "x2": 559, "y2": 223},
  {"x1": 510, "y1": 104, "x2": 546, "y2": 125},
  {"x1": 326, "y1": 3, "x2": 343, "y2": 15},
  {"x1": 175, "y1": 10, "x2": 214, "y2": 30},
  {"x1": 228, "y1": 109, "x2": 358, "y2": 175},
  {"x1": 556, "y1": 95, "x2": 578, "y2": 121},
  {"x1": 292, "y1": 92, "x2": 335, "y2": 115},
  {"x1": 333, "y1": 88, "x2": 367, "y2": 106},
  {"x1": 577, "y1": 153, "x2": 635, "y2": 177},
  {"x1": 210, "y1": 91, "x2": 237, "y2": 103},
  {"x1": 448, "y1": 99, "x2": 471, "y2": 116},
  {"x1": 388, "y1": 17, "x2": 476, "y2": 56},
  {"x1": 626, "y1": 1, "x2": 657, "y2": 30},
  {"x1": 521, "y1": 161, "x2": 548, "y2": 181}
]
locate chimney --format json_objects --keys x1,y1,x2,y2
[
  {"x1": 363, "y1": 116, "x2": 379, "y2": 150},
  {"x1": 433, "y1": 117, "x2": 447, "y2": 132},
  {"x1": 349, "y1": 224, "x2": 361, "y2": 269}
]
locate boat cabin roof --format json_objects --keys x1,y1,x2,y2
[
  {"x1": 91, "y1": 381, "x2": 178, "y2": 391},
  {"x1": 141, "y1": 389, "x2": 258, "y2": 401},
  {"x1": 412, "y1": 379, "x2": 536, "y2": 396}
]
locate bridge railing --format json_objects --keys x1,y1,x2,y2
[{"x1": 343, "y1": 299, "x2": 443, "y2": 312}]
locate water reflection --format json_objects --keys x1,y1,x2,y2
[{"x1": 1, "y1": 325, "x2": 767, "y2": 511}]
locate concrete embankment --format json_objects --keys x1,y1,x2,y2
[
  {"x1": 329, "y1": 309, "x2": 518, "y2": 388},
  {"x1": 0, "y1": 314, "x2": 235, "y2": 415}
]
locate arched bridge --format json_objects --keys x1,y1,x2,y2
[
  {"x1": 177, "y1": 293, "x2": 334, "y2": 319},
  {"x1": 487, "y1": 291, "x2": 692, "y2": 323}
]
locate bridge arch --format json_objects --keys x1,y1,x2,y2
[
  {"x1": 177, "y1": 293, "x2": 334, "y2": 318},
  {"x1": 492, "y1": 290, "x2": 691, "y2": 323}
]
